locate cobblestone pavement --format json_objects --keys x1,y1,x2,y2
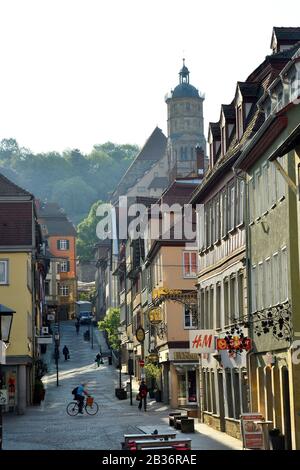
[{"x1": 3, "y1": 321, "x2": 241, "y2": 450}]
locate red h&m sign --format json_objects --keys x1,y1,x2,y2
[{"x1": 189, "y1": 330, "x2": 216, "y2": 353}]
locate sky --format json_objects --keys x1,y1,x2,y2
[{"x1": 0, "y1": 0, "x2": 299, "y2": 154}]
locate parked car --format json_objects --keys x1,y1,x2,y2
[{"x1": 79, "y1": 311, "x2": 92, "y2": 324}]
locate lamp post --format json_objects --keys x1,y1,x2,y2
[
  {"x1": 0, "y1": 304, "x2": 15, "y2": 451},
  {"x1": 54, "y1": 332, "x2": 60, "y2": 387},
  {"x1": 127, "y1": 340, "x2": 134, "y2": 406},
  {"x1": 117, "y1": 327, "x2": 123, "y2": 389}
]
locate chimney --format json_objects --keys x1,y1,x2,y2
[{"x1": 196, "y1": 146, "x2": 205, "y2": 177}]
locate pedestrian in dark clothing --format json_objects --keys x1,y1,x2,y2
[
  {"x1": 95, "y1": 353, "x2": 102, "y2": 367},
  {"x1": 75, "y1": 322, "x2": 80, "y2": 335},
  {"x1": 138, "y1": 380, "x2": 148, "y2": 411},
  {"x1": 62, "y1": 345, "x2": 70, "y2": 361}
]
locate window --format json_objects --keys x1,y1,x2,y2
[
  {"x1": 205, "y1": 289, "x2": 209, "y2": 329},
  {"x1": 229, "y1": 184, "x2": 235, "y2": 230},
  {"x1": 184, "y1": 305, "x2": 197, "y2": 329},
  {"x1": 233, "y1": 370, "x2": 241, "y2": 419},
  {"x1": 281, "y1": 247, "x2": 288, "y2": 301},
  {"x1": 255, "y1": 169, "x2": 262, "y2": 218},
  {"x1": 237, "y1": 105, "x2": 243, "y2": 140},
  {"x1": 180, "y1": 147, "x2": 188, "y2": 161},
  {"x1": 262, "y1": 163, "x2": 269, "y2": 213},
  {"x1": 230, "y1": 275, "x2": 237, "y2": 322},
  {"x1": 45, "y1": 281, "x2": 50, "y2": 296},
  {"x1": 216, "y1": 283, "x2": 221, "y2": 329},
  {"x1": 183, "y1": 251, "x2": 197, "y2": 277},
  {"x1": 224, "y1": 278, "x2": 229, "y2": 325},
  {"x1": 221, "y1": 189, "x2": 227, "y2": 237},
  {"x1": 265, "y1": 258, "x2": 271, "y2": 307},
  {"x1": 272, "y1": 252, "x2": 279, "y2": 304},
  {"x1": 0, "y1": 260, "x2": 8, "y2": 284},
  {"x1": 225, "y1": 370, "x2": 234, "y2": 418},
  {"x1": 221, "y1": 126, "x2": 227, "y2": 156},
  {"x1": 211, "y1": 371, "x2": 217, "y2": 414},
  {"x1": 200, "y1": 289, "x2": 205, "y2": 329},
  {"x1": 209, "y1": 286, "x2": 214, "y2": 329},
  {"x1": 258, "y1": 262, "x2": 264, "y2": 310},
  {"x1": 238, "y1": 272, "x2": 244, "y2": 320},
  {"x1": 237, "y1": 179, "x2": 244, "y2": 225},
  {"x1": 60, "y1": 261, "x2": 70, "y2": 273},
  {"x1": 290, "y1": 74, "x2": 298, "y2": 101},
  {"x1": 215, "y1": 197, "x2": 221, "y2": 241},
  {"x1": 60, "y1": 284, "x2": 69, "y2": 296},
  {"x1": 251, "y1": 265, "x2": 257, "y2": 313},
  {"x1": 57, "y1": 239, "x2": 69, "y2": 251}
]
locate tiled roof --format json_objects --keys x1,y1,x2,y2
[
  {"x1": 0, "y1": 172, "x2": 33, "y2": 198},
  {"x1": 209, "y1": 123, "x2": 221, "y2": 139},
  {"x1": 37, "y1": 202, "x2": 76, "y2": 237},
  {"x1": 148, "y1": 177, "x2": 169, "y2": 189},
  {"x1": 273, "y1": 27, "x2": 300, "y2": 41},
  {"x1": 221, "y1": 104, "x2": 236, "y2": 121},
  {"x1": 238, "y1": 82, "x2": 261, "y2": 98},
  {"x1": 0, "y1": 201, "x2": 33, "y2": 246},
  {"x1": 111, "y1": 127, "x2": 167, "y2": 201}
]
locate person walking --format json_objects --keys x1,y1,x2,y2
[
  {"x1": 75, "y1": 321, "x2": 80, "y2": 335},
  {"x1": 138, "y1": 380, "x2": 148, "y2": 411},
  {"x1": 95, "y1": 353, "x2": 102, "y2": 367},
  {"x1": 62, "y1": 345, "x2": 70, "y2": 361}
]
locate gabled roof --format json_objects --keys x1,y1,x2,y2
[
  {"x1": 272, "y1": 27, "x2": 300, "y2": 43},
  {"x1": 221, "y1": 104, "x2": 236, "y2": 121},
  {"x1": 237, "y1": 82, "x2": 261, "y2": 98},
  {"x1": 148, "y1": 176, "x2": 169, "y2": 190},
  {"x1": 37, "y1": 202, "x2": 77, "y2": 237},
  {"x1": 0, "y1": 172, "x2": 33, "y2": 199},
  {"x1": 111, "y1": 127, "x2": 167, "y2": 201},
  {"x1": 209, "y1": 122, "x2": 221, "y2": 139}
]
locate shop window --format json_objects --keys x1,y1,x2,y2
[
  {"x1": 225, "y1": 370, "x2": 234, "y2": 418},
  {"x1": 178, "y1": 374, "x2": 187, "y2": 399},
  {"x1": 233, "y1": 370, "x2": 241, "y2": 419},
  {"x1": 241, "y1": 369, "x2": 250, "y2": 413},
  {"x1": 211, "y1": 371, "x2": 217, "y2": 414},
  {"x1": 188, "y1": 370, "x2": 197, "y2": 403}
]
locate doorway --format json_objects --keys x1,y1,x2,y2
[
  {"x1": 218, "y1": 370, "x2": 226, "y2": 432},
  {"x1": 282, "y1": 366, "x2": 292, "y2": 450}
]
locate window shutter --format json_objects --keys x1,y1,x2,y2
[
  {"x1": 67, "y1": 261, "x2": 70, "y2": 272},
  {"x1": 183, "y1": 252, "x2": 190, "y2": 276},
  {"x1": 66, "y1": 240, "x2": 70, "y2": 250},
  {"x1": 57, "y1": 240, "x2": 60, "y2": 250}
]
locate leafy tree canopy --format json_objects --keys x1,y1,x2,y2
[
  {"x1": 98, "y1": 308, "x2": 120, "y2": 350},
  {"x1": 76, "y1": 200, "x2": 104, "y2": 262}
]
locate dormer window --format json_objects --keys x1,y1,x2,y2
[
  {"x1": 221, "y1": 125, "x2": 227, "y2": 156},
  {"x1": 237, "y1": 105, "x2": 243, "y2": 140},
  {"x1": 271, "y1": 82, "x2": 284, "y2": 112},
  {"x1": 290, "y1": 73, "x2": 298, "y2": 101}
]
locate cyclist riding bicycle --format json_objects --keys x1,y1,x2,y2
[{"x1": 73, "y1": 383, "x2": 89, "y2": 414}]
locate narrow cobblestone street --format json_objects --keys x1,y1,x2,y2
[{"x1": 3, "y1": 322, "x2": 241, "y2": 450}]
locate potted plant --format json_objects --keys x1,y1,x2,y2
[
  {"x1": 33, "y1": 378, "x2": 46, "y2": 405},
  {"x1": 144, "y1": 362, "x2": 162, "y2": 401}
]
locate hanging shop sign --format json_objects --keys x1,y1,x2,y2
[
  {"x1": 240, "y1": 413, "x2": 265, "y2": 449},
  {"x1": 189, "y1": 330, "x2": 216, "y2": 354},
  {"x1": 152, "y1": 288, "x2": 182, "y2": 300},
  {"x1": 148, "y1": 307, "x2": 162, "y2": 324},
  {"x1": 136, "y1": 327, "x2": 145, "y2": 343},
  {"x1": 217, "y1": 336, "x2": 252, "y2": 352},
  {"x1": 147, "y1": 353, "x2": 159, "y2": 362}
]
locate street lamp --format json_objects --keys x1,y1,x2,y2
[
  {"x1": 54, "y1": 332, "x2": 60, "y2": 387},
  {"x1": 0, "y1": 304, "x2": 15, "y2": 451},
  {"x1": 127, "y1": 340, "x2": 134, "y2": 406},
  {"x1": 117, "y1": 327, "x2": 123, "y2": 389}
]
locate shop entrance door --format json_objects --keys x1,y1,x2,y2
[
  {"x1": 218, "y1": 370, "x2": 226, "y2": 432},
  {"x1": 282, "y1": 366, "x2": 292, "y2": 450},
  {"x1": 187, "y1": 370, "x2": 197, "y2": 403}
]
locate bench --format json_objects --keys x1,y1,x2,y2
[
  {"x1": 181, "y1": 418, "x2": 195, "y2": 433},
  {"x1": 122, "y1": 433, "x2": 177, "y2": 449},
  {"x1": 135, "y1": 438, "x2": 192, "y2": 450},
  {"x1": 174, "y1": 415, "x2": 189, "y2": 430}
]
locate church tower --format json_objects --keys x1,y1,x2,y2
[{"x1": 165, "y1": 60, "x2": 206, "y2": 179}]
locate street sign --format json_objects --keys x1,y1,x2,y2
[
  {"x1": 240, "y1": 413, "x2": 265, "y2": 449},
  {"x1": 139, "y1": 360, "x2": 145, "y2": 367},
  {"x1": 0, "y1": 389, "x2": 8, "y2": 405},
  {"x1": 37, "y1": 336, "x2": 53, "y2": 344}
]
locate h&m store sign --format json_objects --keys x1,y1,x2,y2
[{"x1": 189, "y1": 330, "x2": 252, "y2": 354}]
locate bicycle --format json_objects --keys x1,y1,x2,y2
[{"x1": 66, "y1": 396, "x2": 99, "y2": 416}]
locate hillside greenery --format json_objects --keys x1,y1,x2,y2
[{"x1": 0, "y1": 138, "x2": 139, "y2": 226}]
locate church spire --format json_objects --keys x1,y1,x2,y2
[{"x1": 179, "y1": 58, "x2": 190, "y2": 84}]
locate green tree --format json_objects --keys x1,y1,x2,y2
[
  {"x1": 98, "y1": 308, "x2": 120, "y2": 350},
  {"x1": 76, "y1": 200, "x2": 104, "y2": 262}
]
